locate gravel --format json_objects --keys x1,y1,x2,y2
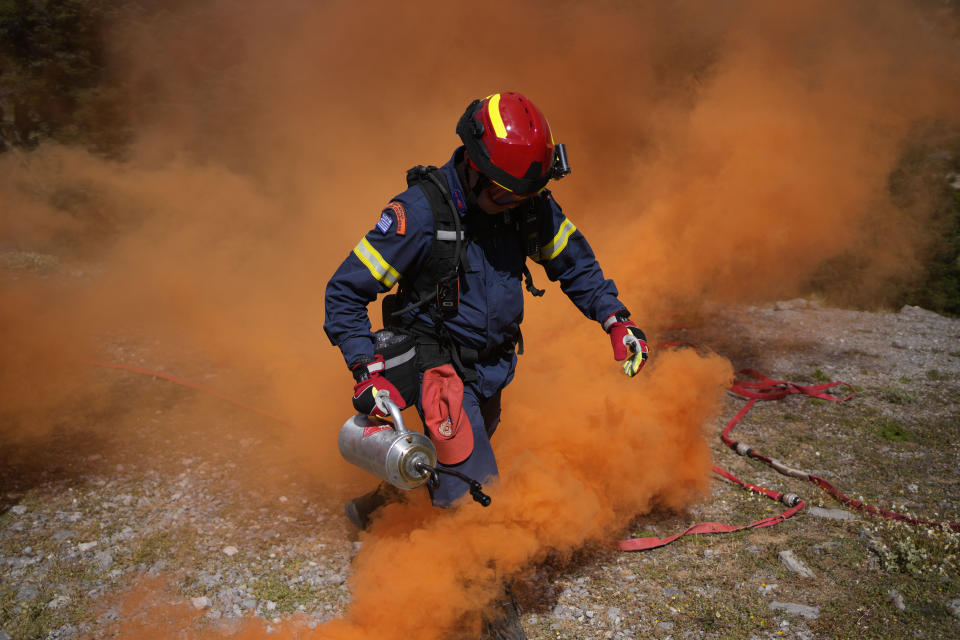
[{"x1": 2, "y1": 301, "x2": 959, "y2": 639}]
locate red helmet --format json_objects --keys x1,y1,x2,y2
[{"x1": 457, "y1": 92, "x2": 558, "y2": 196}]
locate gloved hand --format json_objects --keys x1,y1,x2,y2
[
  {"x1": 350, "y1": 355, "x2": 406, "y2": 418},
  {"x1": 604, "y1": 311, "x2": 649, "y2": 377}
]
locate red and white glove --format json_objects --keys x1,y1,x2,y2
[
  {"x1": 350, "y1": 355, "x2": 406, "y2": 418},
  {"x1": 603, "y1": 311, "x2": 649, "y2": 377}
]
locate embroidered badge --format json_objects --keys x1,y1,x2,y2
[
  {"x1": 387, "y1": 201, "x2": 406, "y2": 235},
  {"x1": 376, "y1": 212, "x2": 393, "y2": 234},
  {"x1": 452, "y1": 189, "x2": 466, "y2": 214},
  {"x1": 438, "y1": 417, "x2": 453, "y2": 437}
]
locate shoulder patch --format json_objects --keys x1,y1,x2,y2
[{"x1": 387, "y1": 201, "x2": 406, "y2": 235}]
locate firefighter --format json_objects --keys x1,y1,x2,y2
[
  {"x1": 325, "y1": 91, "x2": 648, "y2": 519},
  {"x1": 324, "y1": 91, "x2": 648, "y2": 639}
]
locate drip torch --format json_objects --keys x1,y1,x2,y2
[{"x1": 338, "y1": 391, "x2": 491, "y2": 506}]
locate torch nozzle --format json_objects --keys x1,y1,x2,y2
[
  {"x1": 415, "y1": 462, "x2": 492, "y2": 507},
  {"x1": 470, "y1": 484, "x2": 492, "y2": 507}
]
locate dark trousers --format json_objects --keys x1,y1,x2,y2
[{"x1": 416, "y1": 384, "x2": 502, "y2": 507}]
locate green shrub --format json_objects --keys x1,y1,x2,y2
[
  {"x1": 878, "y1": 386, "x2": 917, "y2": 405},
  {"x1": 876, "y1": 418, "x2": 913, "y2": 442}
]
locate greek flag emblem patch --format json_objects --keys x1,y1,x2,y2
[{"x1": 376, "y1": 212, "x2": 393, "y2": 234}]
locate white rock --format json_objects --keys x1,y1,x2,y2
[
  {"x1": 10, "y1": 505, "x2": 27, "y2": 515},
  {"x1": 222, "y1": 546, "x2": 239, "y2": 557},
  {"x1": 778, "y1": 550, "x2": 815, "y2": 578},
  {"x1": 17, "y1": 585, "x2": 39, "y2": 602},
  {"x1": 769, "y1": 601, "x2": 819, "y2": 619},
  {"x1": 806, "y1": 507, "x2": 856, "y2": 521},
  {"x1": 898, "y1": 305, "x2": 942, "y2": 319},
  {"x1": 758, "y1": 583, "x2": 778, "y2": 596},
  {"x1": 266, "y1": 600, "x2": 277, "y2": 611},
  {"x1": 858, "y1": 528, "x2": 885, "y2": 553},
  {"x1": 78, "y1": 541, "x2": 98, "y2": 552},
  {"x1": 887, "y1": 589, "x2": 905, "y2": 611},
  {"x1": 947, "y1": 599, "x2": 960, "y2": 618},
  {"x1": 191, "y1": 596, "x2": 210, "y2": 610}
]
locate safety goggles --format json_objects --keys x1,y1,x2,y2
[{"x1": 484, "y1": 181, "x2": 543, "y2": 206}]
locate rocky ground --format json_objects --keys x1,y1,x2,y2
[{"x1": 1, "y1": 300, "x2": 959, "y2": 639}]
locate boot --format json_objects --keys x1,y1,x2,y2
[
  {"x1": 344, "y1": 482, "x2": 402, "y2": 531},
  {"x1": 480, "y1": 587, "x2": 527, "y2": 640}
]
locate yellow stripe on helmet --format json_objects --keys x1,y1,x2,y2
[
  {"x1": 487, "y1": 93, "x2": 507, "y2": 139},
  {"x1": 353, "y1": 237, "x2": 400, "y2": 289}
]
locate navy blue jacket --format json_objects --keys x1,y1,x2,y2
[{"x1": 324, "y1": 148, "x2": 624, "y2": 397}]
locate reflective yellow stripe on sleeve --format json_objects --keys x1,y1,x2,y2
[
  {"x1": 539, "y1": 218, "x2": 577, "y2": 261},
  {"x1": 353, "y1": 237, "x2": 401, "y2": 289}
]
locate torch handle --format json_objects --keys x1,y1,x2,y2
[{"x1": 374, "y1": 390, "x2": 409, "y2": 433}]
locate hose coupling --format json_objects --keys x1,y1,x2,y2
[
  {"x1": 781, "y1": 492, "x2": 801, "y2": 508},
  {"x1": 735, "y1": 442, "x2": 752, "y2": 456}
]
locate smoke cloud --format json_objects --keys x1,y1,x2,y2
[{"x1": 2, "y1": 0, "x2": 958, "y2": 637}]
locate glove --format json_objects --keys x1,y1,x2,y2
[
  {"x1": 350, "y1": 355, "x2": 407, "y2": 418},
  {"x1": 604, "y1": 311, "x2": 649, "y2": 377}
]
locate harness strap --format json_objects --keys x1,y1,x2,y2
[
  {"x1": 436, "y1": 230, "x2": 467, "y2": 241},
  {"x1": 393, "y1": 163, "x2": 543, "y2": 379},
  {"x1": 382, "y1": 346, "x2": 416, "y2": 371},
  {"x1": 522, "y1": 264, "x2": 545, "y2": 297}
]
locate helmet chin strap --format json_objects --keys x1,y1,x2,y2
[
  {"x1": 466, "y1": 179, "x2": 486, "y2": 213},
  {"x1": 459, "y1": 159, "x2": 487, "y2": 213}
]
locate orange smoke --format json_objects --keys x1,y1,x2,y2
[
  {"x1": 331, "y1": 351, "x2": 728, "y2": 638},
  {"x1": 1, "y1": 0, "x2": 959, "y2": 637}
]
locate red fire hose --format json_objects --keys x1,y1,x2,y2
[
  {"x1": 620, "y1": 368, "x2": 960, "y2": 552},
  {"x1": 85, "y1": 357, "x2": 959, "y2": 548}
]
